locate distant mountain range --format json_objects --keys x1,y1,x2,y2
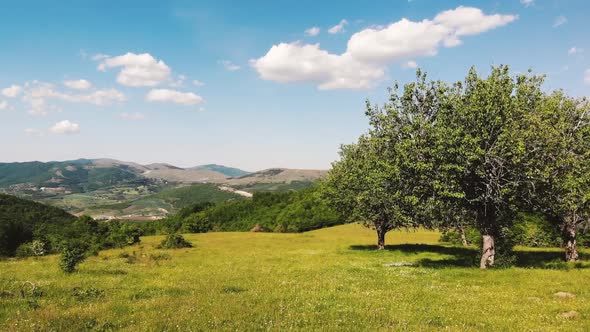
[
  {"x1": 0, "y1": 158, "x2": 325, "y2": 190},
  {"x1": 0, "y1": 159, "x2": 326, "y2": 219}
]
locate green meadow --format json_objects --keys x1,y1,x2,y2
[{"x1": 1, "y1": 224, "x2": 588, "y2": 331}]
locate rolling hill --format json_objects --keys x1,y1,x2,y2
[{"x1": 0, "y1": 159, "x2": 326, "y2": 219}]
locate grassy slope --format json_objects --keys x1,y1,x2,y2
[{"x1": 1, "y1": 224, "x2": 588, "y2": 331}]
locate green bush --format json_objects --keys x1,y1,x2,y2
[
  {"x1": 59, "y1": 242, "x2": 88, "y2": 273},
  {"x1": 439, "y1": 227, "x2": 481, "y2": 246},
  {"x1": 158, "y1": 234, "x2": 192, "y2": 249}
]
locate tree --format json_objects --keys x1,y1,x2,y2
[
  {"x1": 323, "y1": 73, "x2": 438, "y2": 249},
  {"x1": 434, "y1": 66, "x2": 539, "y2": 268},
  {"x1": 521, "y1": 90, "x2": 590, "y2": 261}
]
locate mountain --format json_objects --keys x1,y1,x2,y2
[
  {"x1": 190, "y1": 164, "x2": 250, "y2": 178},
  {"x1": 0, "y1": 159, "x2": 327, "y2": 220},
  {"x1": 227, "y1": 168, "x2": 327, "y2": 185}
]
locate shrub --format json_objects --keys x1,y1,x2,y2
[
  {"x1": 439, "y1": 227, "x2": 481, "y2": 246},
  {"x1": 158, "y1": 234, "x2": 192, "y2": 249},
  {"x1": 59, "y1": 242, "x2": 88, "y2": 273}
]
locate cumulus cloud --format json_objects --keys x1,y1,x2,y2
[
  {"x1": 22, "y1": 81, "x2": 126, "y2": 115},
  {"x1": 193, "y1": 80, "x2": 205, "y2": 86},
  {"x1": 520, "y1": 0, "x2": 534, "y2": 6},
  {"x1": 119, "y1": 112, "x2": 145, "y2": 120},
  {"x1": 145, "y1": 89, "x2": 203, "y2": 105},
  {"x1": 328, "y1": 19, "x2": 348, "y2": 34},
  {"x1": 252, "y1": 6, "x2": 516, "y2": 90},
  {"x1": 553, "y1": 15, "x2": 567, "y2": 27},
  {"x1": 2, "y1": 85, "x2": 22, "y2": 97},
  {"x1": 219, "y1": 60, "x2": 241, "y2": 71},
  {"x1": 585, "y1": 69, "x2": 590, "y2": 85},
  {"x1": 97, "y1": 52, "x2": 172, "y2": 87},
  {"x1": 0, "y1": 100, "x2": 8, "y2": 110},
  {"x1": 63, "y1": 79, "x2": 92, "y2": 90},
  {"x1": 250, "y1": 42, "x2": 385, "y2": 90},
  {"x1": 50, "y1": 120, "x2": 80, "y2": 134},
  {"x1": 305, "y1": 27, "x2": 320, "y2": 36}
]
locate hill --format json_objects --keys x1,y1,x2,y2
[
  {"x1": 190, "y1": 164, "x2": 250, "y2": 178},
  {"x1": 227, "y1": 168, "x2": 326, "y2": 185},
  {"x1": 1, "y1": 224, "x2": 588, "y2": 330},
  {"x1": 0, "y1": 193, "x2": 76, "y2": 255},
  {"x1": 0, "y1": 159, "x2": 327, "y2": 219}
]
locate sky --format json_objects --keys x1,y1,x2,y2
[{"x1": 0, "y1": 0, "x2": 588, "y2": 171}]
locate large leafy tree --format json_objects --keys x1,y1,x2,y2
[
  {"x1": 433, "y1": 66, "x2": 536, "y2": 268},
  {"x1": 323, "y1": 73, "x2": 438, "y2": 249},
  {"x1": 522, "y1": 90, "x2": 590, "y2": 261}
]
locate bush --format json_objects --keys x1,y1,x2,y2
[
  {"x1": 439, "y1": 227, "x2": 481, "y2": 246},
  {"x1": 59, "y1": 242, "x2": 88, "y2": 273},
  {"x1": 158, "y1": 234, "x2": 192, "y2": 249},
  {"x1": 182, "y1": 213, "x2": 212, "y2": 233},
  {"x1": 15, "y1": 240, "x2": 47, "y2": 257},
  {"x1": 511, "y1": 213, "x2": 560, "y2": 247}
]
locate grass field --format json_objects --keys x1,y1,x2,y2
[{"x1": 1, "y1": 224, "x2": 588, "y2": 331}]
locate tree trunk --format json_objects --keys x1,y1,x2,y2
[
  {"x1": 458, "y1": 226, "x2": 468, "y2": 246},
  {"x1": 563, "y1": 223, "x2": 579, "y2": 262},
  {"x1": 480, "y1": 235, "x2": 495, "y2": 269},
  {"x1": 377, "y1": 227, "x2": 386, "y2": 250}
]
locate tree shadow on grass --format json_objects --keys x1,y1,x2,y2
[{"x1": 349, "y1": 244, "x2": 590, "y2": 269}]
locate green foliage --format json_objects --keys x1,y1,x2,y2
[
  {"x1": 59, "y1": 241, "x2": 88, "y2": 273},
  {"x1": 158, "y1": 234, "x2": 192, "y2": 249},
  {"x1": 0, "y1": 194, "x2": 142, "y2": 258},
  {"x1": 439, "y1": 227, "x2": 481, "y2": 246},
  {"x1": 136, "y1": 186, "x2": 342, "y2": 235},
  {"x1": 511, "y1": 213, "x2": 561, "y2": 247},
  {"x1": 0, "y1": 193, "x2": 76, "y2": 256}
]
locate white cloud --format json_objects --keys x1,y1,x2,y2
[
  {"x1": 568, "y1": 47, "x2": 580, "y2": 55},
  {"x1": 328, "y1": 19, "x2": 348, "y2": 34},
  {"x1": 0, "y1": 100, "x2": 8, "y2": 110},
  {"x1": 98, "y1": 52, "x2": 172, "y2": 87},
  {"x1": 63, "y1": 79, "x2": 92, "y2": 90},
  {"x1": 252, "y1": 6, "x2": 516, "y2": 90},
  {"x1": 50, "y1": 120, "x2": 80, "y2": 135},
  {"x1": 193, "y1": 80, "x2": 205, "y2": 86},
  {"x1": 585, "y1": 69, "x2": 590, "y2": 85},
  {"x1": 219, "y1": 60, "x2": 241, "y2": 71},
  {"x1": 22, "y1": 81, "x2": 125, "y2": 115},
  {"x1": 145, "y1": 89, "x2": 203, "y2": 105},
  {"x1": 553, "y1": 15, "x2": 567, "y2": 28},
  {"x1": 305, "y1": 27, "x2": 320, "y2": 36},
  {"x1": 2, "y1": 85, "x2": 22, "y2": 97},
  {"x1": 250, "y1": 42, "x2": 384, "y2": 90},
  {"x1": 520, "y1": 0, "x2": 534, "y2": 6},
  {"x1": 402, "y1": 60, "x2": 418, "y2": 69},
  {"x1": 91, "y1": 53, "x2": 110, "y2": 61},
  {"x1": 119, "y1": 112, "x2": 145, "y2": 120}
]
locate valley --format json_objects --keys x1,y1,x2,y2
[{"x1": 0, "y1": 159, "x2": 323, "y2": 220}]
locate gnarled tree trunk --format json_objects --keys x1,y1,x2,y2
[
  {"x1": 563, "y1": 222, "x2": 579, "y2": 262},
  {"x1": 480, "y1": 234, "x2": 495, "y2": 269}
]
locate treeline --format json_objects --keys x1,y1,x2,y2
[
  {"x1": 136, "y1": 186, "x2": 343, "y2": 235},
  {"x1": 323, "y1": 66, "x2": 590, "y2": 268},
  {"x1": 0, "y1": 193, "x2": 142, "y2": 257}
]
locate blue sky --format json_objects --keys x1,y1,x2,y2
[{"x1": 1, "y1": 0, "x2": 588, "y2": 171}]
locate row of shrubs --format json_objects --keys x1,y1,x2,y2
[
  {"x1": 440, "y1": 212, "x2": 590, "y2": 248},
  {"x1": 136, "y1": 186, "x2": 344, "y2": 235}
]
